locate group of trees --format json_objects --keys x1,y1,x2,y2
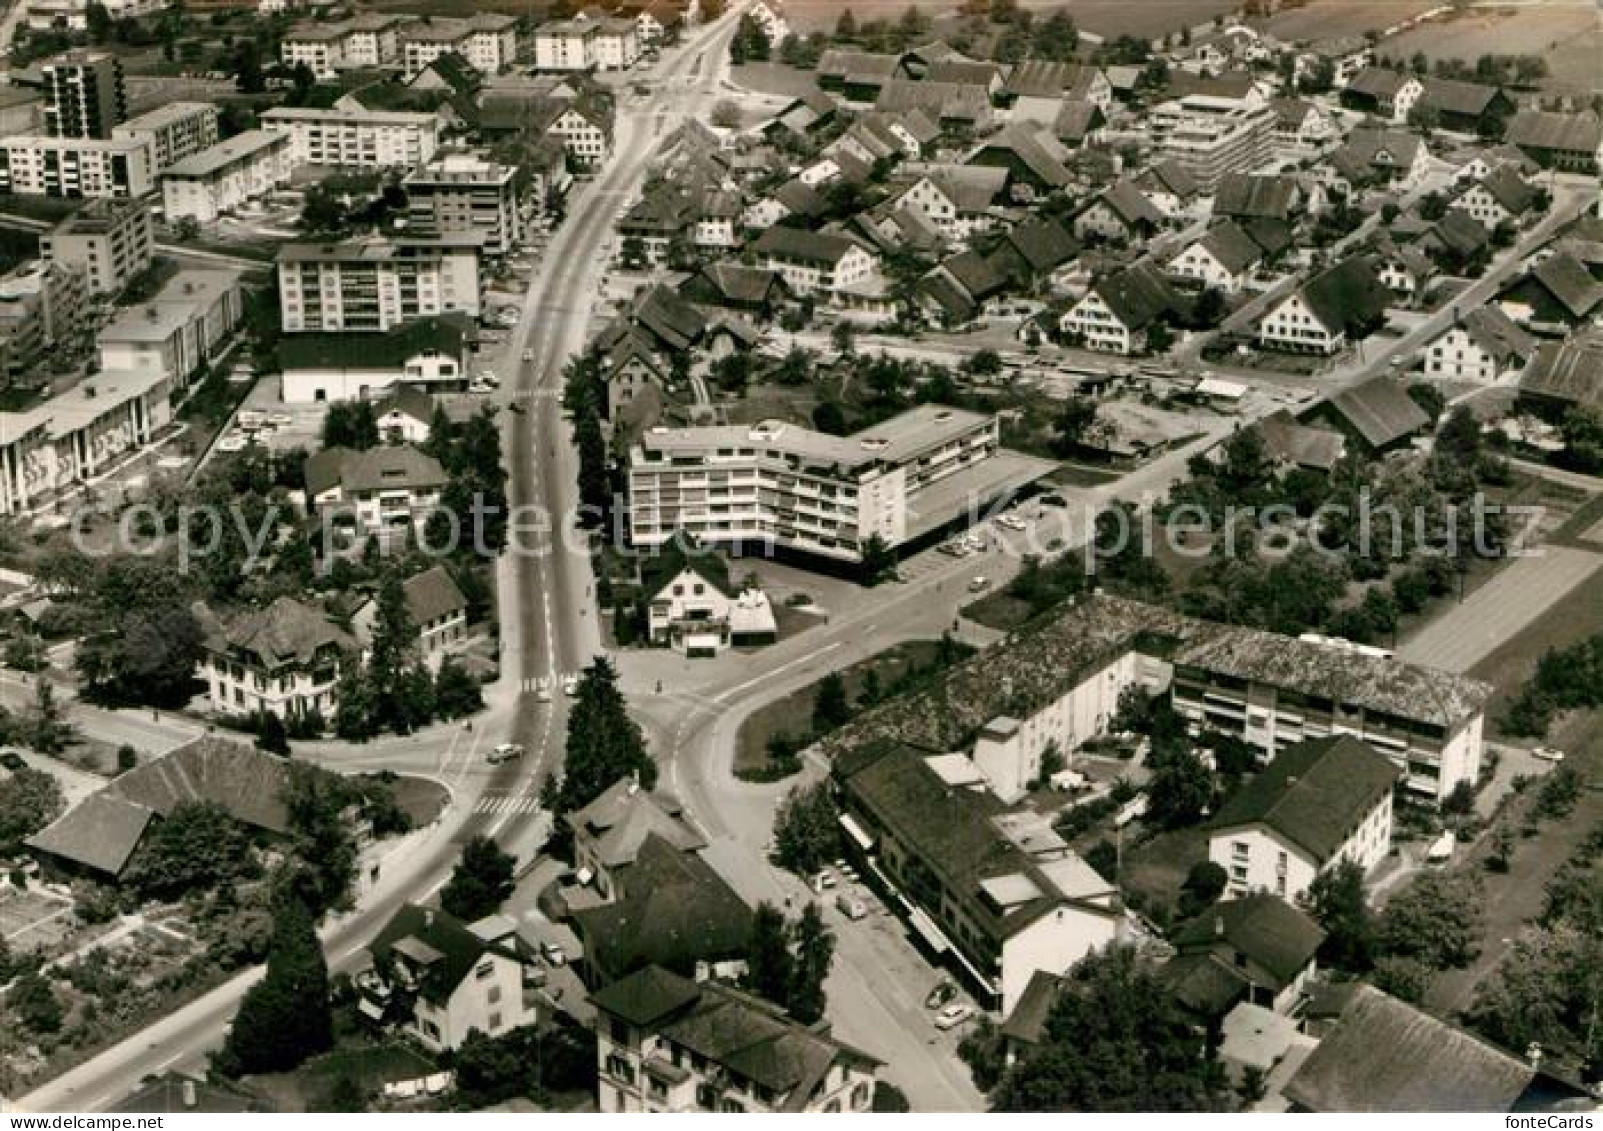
[
  {"x1": 449, "y1": 1019, "x2": 597, "y2": 1108},
  {"x1": 441, "y1": 835, "x2": 517, "y2": 923},
  {"x1": 422, "y1": 407, "x2": 510, "y2": 557},
  {"x1": 771, "y1": 781, "x2": 842, "y2": 877},
  {"x1": 727, "y1": 12, "x2": 772, "y2": 63},
  {"x1": 745, "y1": 900, "x2": 835, "y2": 1025},
  {"x1": 0, "y1": 767, "x2": 65, "y2": 855},
  {"x1": 58, "y1": 554, "x2": 206, "y2": 709},
  {"x1": 217, "y1": 888, "x2": 333, "y2": 1076},
  {"x1": 0, "y1": 681, "x2": 75, "y2": 759},
  {"x1": 1502, "y1": 631, "x2": 1603, "y2": 737}
]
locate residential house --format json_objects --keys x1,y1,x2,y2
[
  {"x1": 304, "y1": 444, "x2": 448, "y2": 540},
  {"x1": 279, "y1": 313, "x2": 473, "y2": 403},
  {"x1": 1268, "y1": 98, "x2": 1339, "y2": 161},
  {"x1": 1257, "y1": 255, "x2": 1391, "y2": 355},
  {"x1": 1173, "y1": 626, "x2": 1492, "y2": 802},
  {"x1": 38, "y1": 196, "x2": 152, "y2": 297},
  {"x1": 1496, "y1": 251, "x2": 1603, "y2": 333},
  {"x1": 1051, "y1": 100, "x2": 1105, "y2": 148},
  {"x1": 1163, "y1": 894, "x2": 1325, "y2": 1020},
  {"x1": 1369, "y1": 239, "x2": 1433, "y2": 301},
  {"x1": 1314, "y1": 375, "x2": 1433, "y2": 454},
  {"x1": 1250, "y1": 409, "x2": 1346, "y2": 473},
  {"x1": 542, "y1": 97, "x2": 614, "y2": 170},
  {"x1": 357, "y1": 904, "x2": 532, "y2": 1052},
  {"x1": 678, "y1": 261, "x2": 791, "y2": 319},
  {"x1": 745, "y1": 0, "x2": 787, "y2": 47},
  {"x1": 1340, "y1": 67, "x2": 1422, "y2": 123},
  {"x1": 371, "y1": 385, "x2": 438, "y2": 445},
  {"x1": 199, "y1": 597, "x2": 354, "y2": 722},
  {"x1": 1420, "y1": 305, "x2": 1534, "y2": 383},
  {"x1": 352, "y1": 564, "x2": 468, "y2": 669},
  {"x1": 1131, "y1": 159, "x2": 1203, "y2": 222},
  {"x1": 590, "y1": 965, "x2": 880, "y2": 1113},
  {"x1": 1167, "y1": 220, "x2": 1262, "y2": 294},
  {"x1": 1207, "y1": 736, "x2": 1399, "y2": 901},
  {"x1": 750, "y1": 227, "x2": 876, "y2": 296},
  {"x1": 892, "y1": 165, "x2": 1007, "y2": 243},
  {"x1": 1073, "y1": 181, "x2": 1163, "y2": 244},
  {"x1": 986, "y1": 216, "x2": 1078, "y2": 291},
  {"x1": 875, "y1": 80, "x2": 993, "y2": 132},
  {"x1": 399, "y1": 14, "x2": 519, "y2": 79},
  {"x1": 1453, "y1": 164, "x2": 1538, "y2": 230},
  {"x1": 1212, "y1": 172, "x2": 1303, "y2": 225},
  {"x1": 566, "y1": 778, "x2": 709, "y2": 902},
  {"x1": 965, "y1": 125, "x2": 1072, "y2": 202},
  {"x1": 1519, "y1": 333, "x2": 1603, "y2": 417},
  {"x1": 1003, "y1": 60, "x2": 1113, "y2": 123},
  {"x1": 1329, "y1": 128, "x2": 1430, "y2": 192},
  {"x1": 915, "y1": 249, "x2": 1009, "y2": 324},
  {"x1": 1416, "y1": 76, "x2": 1513, "y2": 135},
  {"x1": 639, "y1": 537, "x2": 775, "y2": 655},
  {"x1": 1504, "y1": 110, "x2": 1603, "y2": 173},
  {"x1": 1419, "y1": 208, "x2": 1492, "y2": 272},
  {"x1": 1061, "y1": 261, "x2": 1182, "y2": 355}
]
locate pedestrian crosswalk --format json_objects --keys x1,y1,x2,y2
[{"x1": 476, "y1": 795, "x2": 544, "y2": 815}]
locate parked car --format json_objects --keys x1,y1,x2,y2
[
  {"x1": 542, "y1": 940, "x2": 567, "y2": 966},
  {"x1": 934, "y1": 1004, "x2": 973, "y2": 1031},
  {"x1": 1533, "y1": 746, "x2": 1566, "y2": 763},
  {"x1": 487, "y1": 742, "x2": 524, "y2": 764},
  {"x1": 836, "y1": 894, "x2": 867, "y2": 921},
  {"x1": 968, "y1": 576, "x2": 990, "y2": 593},
  {"x1": 925, "y1": 980, "x2": 958, "y2": 1010}
]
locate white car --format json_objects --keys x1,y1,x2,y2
[
  {"x1": 1533, "y1": 746, "x2": 1566, "y2": 763},
  {"x1": 478, "y1": 372, "x2": 501, "y2": 387},
  {"x1": 522, "y1": 349, "x2": 535, "y2": 362},
  {"x1": 487, "y1": 743, "x2": 524, "y2": 764},
  {"x1": 968, "y1": 576, "x2": 990, "y2": 593},
  {"x1": 934, "y1": 1004, "x2": 974, "y2": 1031},
  {"x1": 562, "y1": 674, "x2": 580, "y2": 697},
  {"x1": 215, "y1": 432, "x2": 248, "y2": 453}
]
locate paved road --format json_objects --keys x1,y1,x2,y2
[
  {"x1": 9, "y1": 11, "x2": 747, "y2": 1113},
  {"x1": 1397, "y1": 544, "x2": 1603, "y2": 673}
]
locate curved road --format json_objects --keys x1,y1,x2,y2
[{"x1": 12, "y1": 11, "x2": 743, "y2": 1113}]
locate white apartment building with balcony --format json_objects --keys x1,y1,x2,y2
[
  {"x1": 261, "y1": 106, "x2": 440, "y2": 169},
  {"x1": 403, "y1": 150, "x2": 523, "y2": 255},
  {"x1": 1148, "y1": 93, "x2": 1274, "y2": 190},
  {"x1": 400, "y1": 14, "x2": 518, "y2": 78},
  {"x1": 97, "y1": 268, "x2": 244, "y2": 388},
  {"x1": 0, "y1": 134, "x2": 154, "y2": 198},
  {"x1": 628, "y1": 406, "x2": 1014, "y2": 564},
  {"x1": 276, "y1": 235, "x2": 481, "y2": 332},
  {"x1": 161, "y1": 130, "x2": 292, "y2": 224},
  {"x1": 534, "y1": 13, "x2": 641, "y2": 71},
  {"x1": 112, "y1": 101, "x2": 218, "y2": 172},
  {"x1": 280, "y1": 15, "x2": 409, "y2": 78},
  {"x1": 39, "y1": 196, "x2": 152, "y2": 296}
]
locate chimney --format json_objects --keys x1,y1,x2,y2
[
  {"x1": 1214, "y1": 914, "x2": 1224, "y2": 938},
  {"x1": 424, "y1": 909, "x2": 434, "y2": 927},
  {"x1": 181, "y1": 1080, "x2": 197, "y2": 1109}
]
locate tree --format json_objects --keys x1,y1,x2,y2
[
  {"x1": 812, "y1": 400, "x2": 847, "y2": 435},
  {"x1": 575, "y1": 404, "x2": 610, "y2": 519},
  {"x1": 11, "y1": 971, "x2": 63, "y2": 1034},
  {"x1": 27, "y1": 678, "x2": 71, "y2": 754},
  {"x1": 1371, "y1": 955, "x2": 1435, "y2": 1004},
  {"x1": 1469, "y1": 924, "x2": 1602, "y2": 1069},
  {"x1": 332, "y1": 660, "x2": 377, "y2": 741},
  {"x1": 993, "y1": 947, "x2": 1228, "y2": 1110},
  {"x1": 710, "y1": 100, "x2": 741, "y2": 129},
  {"x1": 834, "y1": 7, "x2": 857, "y2": 38},
  {"x1": 787, "y1": 901, "x2": 834, "y2": 1024},
  {"x1": 440, "y1": 835, "x2": 516, "y2": 922},
  {"x1": 860, "y1": 533, "x2": 896, "y2": 585},
  {"x1": 1052, "y1": 397, "x2": 1099, "y2": 456},
  {"x1": 124, "y1": 801, "x2": 257, "y2": 901},
  {"x1": 256, "y1": 710, "x2": 290, "y2": 755},
  {"x1": 811, "y1": 672, "x2": 851, "y2": 734},
  {"x1": 1146, "y1": 746, "x2": 1213, "y2": 828},
  {"x1": 745, "y1": 901, "x2": 793, "y2": 1006},
  {"x1": 1177, "y1": 860, "x2": 1227, "y2": 920},
  {"x1": 219, "y1": 892, "x2": 333, "y2": 1075},
  {"x1": 85, "y1": 1, "x2": 111, "y2": 41},
  {"x1": 554, "y1": 657, "x2": 656, "y2": 815},
  {"x1": 772, "y1": 781, "x2": 840, "y2": 877},
  {"x1": 434, "y1": 657, "x2": 483, "y2": 720},
  {"x1": 284, "y1": 765, "x2": 358, "y2": 915},
  {"x1": 1379, "y1": 871, "x2": 1482, "y2": 969},
  {"x1": 1299, "y1": 860, "x2": 1373, "y2": 971},
  {"x1": 321, "y1": 401, "x2": 379, "y2": 450},
  {"x1": 0, "y1": 768, "x2": 64, "y2": 854}
]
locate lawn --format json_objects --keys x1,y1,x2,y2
[
  {"x1": 388, "y1": 775, "x2": 450, "y2": 827},
  {"x1": 1470, "y1": 569, "x2": 1603, "y2": 732},
  {"x1": 1120, "y1": 825, "x2": 1208, "y2": 921},
  {"x1": 729, "y1": 62, "x2": 825, "y2": 100},
  {"x1": 250, "y1": 1041, "x2": 437, "y2": 1112},
  {"x1": 1050, "y1": 462, "x2": 1121, "y2": 488},
  {"x1": 734, "y1": 639, "x2": 947, "y2": 779},
  {"x1": 961, "y1": 590, "x2": 1037, "y2": 632}
]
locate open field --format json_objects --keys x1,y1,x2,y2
[
  {"x1": 781, "y1": 0, "x2": 1236, "y2": 37},
  {"x1": 1248, "y1": 0, "x2": 1443, "y2": 43},
  {"x1": 1470, "y1": 568, "x2": 1603, "y2": 729},
  {"x1": 0, "y1": 887, "x2": 74, "y2": 951},
  {"x1": 1381, "y1": 2, "x2": 1603, "y2": 94}
]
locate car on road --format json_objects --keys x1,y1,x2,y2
[
  {"x1": 1533, "y1": 746, "x2": 1566, "y2": 763},
  {"x1": 996, "y1": 514, "x2": 1027, "y2": 531},
  {"x1": 523, "y1": 349, "x2": 535, "y2": 362},
  {"x1": 968, "y1": 575, "x2": 990, "y2": 593},
  {"x1": 934, "y1": 1004, "x2": 973, "y2": 1031},
  {"x1": 925, "y1": 980, "x2": 958, "y2": 1010},
  {"x1": 836, "y1": 894, "x2": 867, "y2": 920},
  {"x1": 562, "y1": 674, "x2": 580, "y2": 697},
  {"x1": 487, "y1": 742, "x2": 524, "y2": 764},
  {"x1": 542, "y1": 941, "x2": 567, "y2": 966},
  {"x1": 813, "y1": 869, "x2": 837, "y2": 892}
]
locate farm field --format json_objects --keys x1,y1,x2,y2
[
  {"x1": 1382, "y1": 1, "x2": 1603, "y2": 94},
  {"x1": 1247, "y1": 0, "x2": 1443, "y2": 43},
  {"x1": 782, "y1": 0, "x2": 1237, "y2": 37}
]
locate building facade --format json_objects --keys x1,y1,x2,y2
[
  {"x1": 39, "y1": 197, "x2": 153, "y2": 296},
  {"x1": 97, "y1": 269, "x2": 244, "y2": 388},
  {"x1": 277, "y1": 235, "x2": 481, "y2": 332},
  {"x1": 40, "y1": 50, "x2": 125, "y2": 138},
  {"x1": 199, "y1": 596, "x2": 354, "y2": 722},
  {"x1": 261, "y1": 107, "x2": 441, "y2": 169},
  {"x1": 112, "y1": 102, "x2": 219, "y2": 172},
  {"x1": 403, "y1": 151, "x2": 523, "y2": 255},
  {"x1": 0, "y1": 135, "x2": 154, "y2": 198},
  {"x1": 161, "y1": 130, "x2": 293, "y2": 224}
]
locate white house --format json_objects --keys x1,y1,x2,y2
[
  {"x1": 1059, "y1": 262, "x2": 1179, "y2": 355},
  {"x1": 304, "y1": 445, "x2": 448, "y2": 540},
  {"x1": 640, "y1": 544, "x2": 776, "y2": 656},
  {"x1": 1421, "y1": 305, "x2": 1534, "y2": 383},
  {"x1": 278, "y1": 313, "x2": 473, "y2": 403},
  {"x1": 199, "y1": 596, "x2": 354, "y2": 723},
  {"x1": 1257, "y1": 256, "x2": 1390, "y2": 355},
  {"x1": 1453, "y1": 164, "x2": 1538, "y2": 231},
  {"x1": 1167, "y1": 220, "x2": 1263, "y2": 294},
  {"x1": 750, "y1": 227, "x2": 876, "y2": 295},
  {"x1": 352, "y1": 564, "x2": 469, "y2": 669},
  {"x1": 1208, "y1": 736, "x2": 1399, "y2": 902}
]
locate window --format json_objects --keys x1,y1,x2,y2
[
  {"x1": 610, "y1": 1018, "x2": 629, "y2": 1045},
  {"x1": 475, "y1": 960, "x2": 494, "y2": 980},
  {"x1": 487, "y1": 985, "x2": 501, "y2": 1004}
]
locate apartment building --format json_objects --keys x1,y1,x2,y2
[
  {"x1": 1148, "y1": 94, "x2": 1274, "y2": 191},
  {"x1": 24, "y1": 0, "x2": 161, "y2": 32},
  {"x1": 534, "y1": 13, "x2": 641, "y2": 71},
  {"x1": 0, "y1": 259, "x2": 88, "y2": 382},
  {"x1": 1171, "y1": 626, "x2": 1493, "y2": 802},
  {"x1": 260, "y1": 106, "x2": 440, "y2": 169},
  {"x1": 39, "y1": 197, "x2": 153, "y2": 296},
  {"x1": 837, "y1": 742, "x2": 1122, "y2": 1014},
  {"x1": 40, "y1": 50, "x2": 125, "y2": 138},
  {"x1": 543, "y1": 101, "x2": 613, "y2": 169},
  {"x1": 627, "y1": 406, "x2": 1011, "y2": 564},
  {"x1": 0, "y1": 134, "x2": 154, "y2": 198},
  {"x1": 199, "y1": 595, "x2": 354, "y2": 722},
  {"x1": 400, "y1": 14, "x2": 519, "y2": 79},
  {"x1": 0, "y1": 369, "x2": 170, "y2": 515},
  {"x1": 304, "y1": 444, "x2": 448, "y2": 538},
  {"x1": 280, "y1": 14, "x2": 409, "y2": 78},
  {"x1": 276, "y1": 235, "x2": 481, "y2": 332},
  {"x1": 403, "y1": 150, "x2": 523, "y2": 255},
  {"x1": 591, "y1": 966, "x2": 880, "y2": 1113},
  {"x1": 279, "y1": 24, "x2": 348, "y2": 80},
  {"x1": 112, "y1": 102, "x2": 218, "y2": 172},
  {"x1": 161, "y1": 130, "x2": 292, "y2": 224},
  {"x1": 1208, "y1": 735, "x2": 1399, "y2": 900},
  {"x1": 97, "y1": 269, "x2": 244, "y2": 388}
]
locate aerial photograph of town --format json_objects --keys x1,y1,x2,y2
[{"x1": 0, "y1": 0, "x2": 1596, "y2": 1115}]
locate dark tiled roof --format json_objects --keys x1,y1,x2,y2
[
  {"x1": 968, "y1": 125, "x2": 1071, "y2": 187},
  {"x1": 940, "y1": 248, "x2": 1009, "y2": 300},
  {"x1": 1529, "y1": 252, "x2": 1603, "y2": 320},
  {"x1": 753, "y1": 225, "x2": 863, "y2": 267},
  {"x1": 368, "y1": 902, "x2": 519, "y2": 1006},
  {"x1": 1171, "y1": 893, "x2": 1324, "y2": 986},
  {"x1": 875, "y1": 80, "x2": 991, "y2": 123},
  {"x1": 565, "y1": 778, "x2": 707, "y2": 867},
  {"x1": 1330, "y1": 375, "x2": 1431, "y2": 448},
  {"x1": 1092, "y1": 260, "x2": 1181, "y2": 331},
  {"x1": 629, "y1": 283, "x2": 707, "y2": 351},
  {"x1": 1428, "y1": 208, "x2": 1490, "y2": 257},
  {"x1": 1285, "y1": 985, "x2": 1536, "y2": 1112},
  {"x1": 401, "y1": 564, "x2": 466, "y2": 625},
  {"x1": 26, "y1": 792, "x2": 155, "y2": 876},
  {"x1": 1520, "y1": 334, "x2": 1603, "y2": 410},
  {"x1": 999, "y1": 216, "x2": 1078, "y2": 274},
  {"x1": 211, "y1": 596, "x2": 356, "y2": 669},
  {"x1": 817, "y1": 49, "x2": 899, "y2": 82},
  {"x1": 926, "y1": 59, "x2": 1003, "y2": 86},
  {"x1": 1456, "y1": 305, "x2": 1533, "y2": 366},
  {"x1": 1297, "y1": 256, "x2": 1392, "y2": 337},
  {"x1": 589, "y1": 964, "x2": 702, "y2": 1027},
  {"x1": 1208, "y1": 736, "x2": 1400, "y2": 863},
  {"x1": 1472, "y1": 164, "x2": 1537, "y2": 216},
  {"x1": 1506, "y1": 110, "x2": 1603, "y2": 155},
  {"x1": 1195, "y1": 219, "x2": 1264, "y2": 275},
  {"x1": 1214, "y1": 173, "x2": 1298, "y2": 221},
  {"x1": 1005, "y1": 60, "x2": 1101, "y2": 100},
  {"x1": 685, "y1": 261, "x2": 785, "y2": 306},
  {"x1": 1136, "y1": 158, "x2": 1199, "y2": 201},
  {"x1": 1160, "y1": 951, "x2": 1250, "y2": 1020},
  {"x1": 1418, "y1": 76, "x2": 1503, "y2": 118},
  {"x1": 1052, "y1": 99, "x2": 1103, "y2": 143},
  {"x1": 1096, "y1": 180, "x2": 1164, "y2": 229},
  {"x1": 1253, "y1": 409, "x2": 1345, "y2": 471},
  {"x1": 109, "y1": 737, "x2": 316, "y2": 836},
  {"x1": 1345, "y1": 67, "x2": 1414, "y2": 101}
]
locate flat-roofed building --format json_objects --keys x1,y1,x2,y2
[
  {"x1": 40, "y1": 49, "x2": 124, "y2": 138},
  {"x1": 627, "y1": 406, "x2": 1052, "y2": 564},
  {"x1": 39, "y1": 197, "x2": 153, "y2": 296},
  {"x1": 0, "y1": 134, "x2": 154, "y2": 198},
  {"x1": 112, "y1": 101, "x2": 218, "y2": 172},
  {"x1": 1148, "y1": 94, "x2": 1275, "y2": 190},
  {"x1": 261, "y1": 106, "x2": 440, "y2": 169},
  {"x1": 403, "y1": 150, "x2": 523, "y2": 255},
  {"x1": 400, "y1": 14, "x2": 518, "y2": 79},
  {"x1": 96, "y1": 268, "x2": 244, "y2": 388},
  {"x1": 0, "y1": 259, "x2": 89, "y2": 383},
  {"x1": 280, "y1": 14, "x2": 409, "y2": 78},
  {"x1": 276, "y1": 235, "x2": 481, "y2": 332},
  {"x1": 161, "y1": 130, "x2": 292, "y2": 224},
  {"x1": 534, "y1": 12, "x2": 640, "y2": 71},
  {"x1": 1171, "y1": 626, "x2": 1493, "y2": 802}
]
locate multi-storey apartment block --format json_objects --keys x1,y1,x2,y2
[
  {"x1": 276, "y1": 235, "x2": 481, "y2": 332},
  {"x1": 97, "y1": 269, "x2": 244, "y2": 388},
  {"x1": 534, "y1": 12, "x2": 641, "y2": 71},
  {"x1": 403, "y1": 151, "x2": 523, "y2": 255},
  {"x1": 1148, "y1": 93, "x2": 1274, "y2": 191},
  {"x1": 39, "y1": 196, "x2": 152, "y2": 296},
  {"x1": 40, "y1": 49, "x2": 125, "y2": 138},
  {"x1": 280, "y1": 14, "x2": 409, "y2": 79},
  {"x1": 161, "y1": 130, "x2": 293, "y2": 224},
  {"x1": 0, "y1": 258, "x2": 88, "y2": 382},
  {"x1": 0, "y1": 134, "x2": 154, "y2": 198},
  {"x1": 400, "y1": 14, "x2": 518, "y2": 79},
  {"x1": 112, "y1": 101, "x2": 218, "y2": 172},
  {"x1": 591, "y1": 966, "x2": 881, "y2": 1113},
  {"x1": 1171, "y1": 627, "x2": 1493, "y2": 803},
  {"x1": 260, "y1": 107, "x2": 440, "y2": 169},
  {"x1": 628, "y1": 406, "x2": 1017, "y2": 563}
]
